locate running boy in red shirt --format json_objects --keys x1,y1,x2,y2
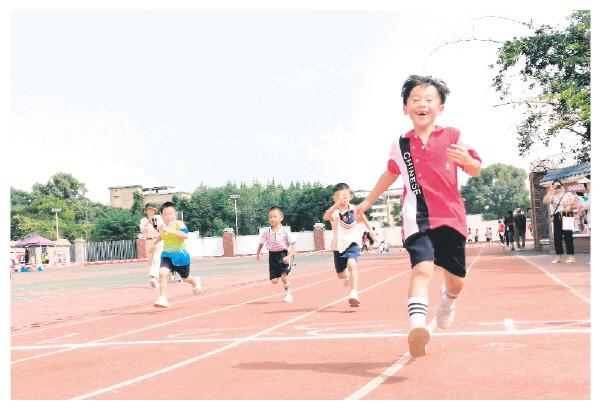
[{"x1": 356, "y1": 75, "x2": 481, "y2": 357}]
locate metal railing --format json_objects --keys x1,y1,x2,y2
[{"x1": 82, "y1": 239, "x2": 138, "y2": 262}]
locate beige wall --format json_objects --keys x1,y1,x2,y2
[{"x1": 109, "y1": 186, "x2": 143, "y2": 209}]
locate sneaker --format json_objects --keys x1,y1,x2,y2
[
  {"x1": 550, "y1": 256, "x2": 561, "y2": 264},
  {"x1": 192, "y1": 277, "x2": 202, "y2": 295},
  {"x1": 153, "y1": 296, "x2": 170, "y2": 308},
  {"x1": 149, "y1": 278, "x2": 159, "y2": 288},
  {"x1": 436, "y1": 286, "x2": 456, "y2": 329},
  {"x1": 343, "y1": 270, "x2": 350, "y2": 287},
  {"x1": 566, "y1": 256, "x2": 575, "y2": 263},
  {"x1": 349, "y1": 290, "x2": 360, "y2": 307},
  {"x1": 408, "y1": 326, "x2": 430, "y2": 358},
  {"x1": 283, "y1": 291, "x2": 293, "y2": 303}
]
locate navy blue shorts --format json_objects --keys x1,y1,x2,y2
[
  {"x1": 333, "y1": 244, "x2": 360, "y2": 273},
  {"x1": 403, "y1": 226, "x2": 466, "y2": 278},
  {"x1": 160, "y1": 257, "x2": 190, "y2": 278},
  {"x1": 268, "y1": 250, "x2": 291, "y2": 280}
]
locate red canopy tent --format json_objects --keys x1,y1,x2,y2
[{"x1": 15, "y1": 233, "x2": 56, "y2": 248}]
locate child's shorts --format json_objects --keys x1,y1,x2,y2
[
  {"x1": 269, "y1": 250, "x2": 291, "y2": 280},
  {"x1": 403, "y1": 226, "x2": 466, "y2": 278},
  {"x1": 333, "y1": 243, "x2": 360, "y2": 273},
  {"x1": 160, "y1": 257, "x2": 190, "y2": 279}
]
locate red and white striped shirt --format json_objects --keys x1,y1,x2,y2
[{"x1": 387, "y1": 126, "x2": 481, "y2": 241}]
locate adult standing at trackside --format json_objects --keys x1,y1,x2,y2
[
  {"x1": 513, "y1": 208, "x2": 527, "y2": 250},
  {"x1": 139, "y1": 204, "x2": 164, "y2": 288},
  {"x1": 503, "y1": 210, "x2": 515, "y2": 251},
  {"x1": 543, "y1": 180, "x2": 579, "y2": 263}
]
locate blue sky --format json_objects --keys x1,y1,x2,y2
[{"x1": 8, "y1": 5, "x2": 586, "y2": 203}]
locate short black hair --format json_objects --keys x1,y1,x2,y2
[
  {"x1": 401, "y1": 75, "x2": 450, "y2": 105},
  {"x1": 333, "y1": 182, "x2": 351, "y2": 192},
  {"x1": 159, "y1": 201, "x2": 176, "y2": 214},
  {"x1": 268, "y1": 206, "x2": 283, "y2": 215}
]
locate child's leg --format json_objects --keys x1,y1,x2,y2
[
  {"x1": 407, "y1": 260, "x2": 434, "y2": 328},
  {"x1": 158, "y1": 267, "x2": 170, "y2": 298},
  {"x1": 280, "y1": 273, "x2": 288, "y2": 286},
  {"x1": 347, "y1": 259, "x2": 358, "y2": 291},
  {"x1": 442, "y1": 268, "x2": 464, "y2": 299},
  {"x1": 271, "y1": 278, "x2": 280, "y2": 284}
]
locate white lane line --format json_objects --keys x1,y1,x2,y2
[
  {"x1": 35, "y1": 333, "x2": 79, "y2": 345},
  {"x1": 11, "y1": 269, "x2": 342, "y2": 365},
  {"x1": 503, "y1": 318, "x2": 516, "y2": 331},
  {"x1": 71, "y1": 269, "x2": 410, "y2": 400},
  {"x1": 516, "y1": 254, "x2": 590, "y2": 304},
  {"x1": 12, "y1": 326, "x2": 591, "y2": 351},
  {"x1": 346, "y1": 353, "x2": 412, "y2": 400},
  {"x1": 346, "y1": 247, "x2": 484, "y2": 400},
  {"x1": 11, "y1": 265, "x2": 333, "y2": 337}
]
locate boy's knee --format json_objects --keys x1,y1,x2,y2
[
  {"x1": 412, "y1": 261, "x2": 434, "y2": 279},
  {"x1": 271, "y1": 278, "x2": 279, "y2": 284},
  {"x1": 159, "y1": 269, "x2": 169, "y2": 279}
]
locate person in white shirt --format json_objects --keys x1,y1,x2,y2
[
  {"x1": 139, "y1": 204, "x2": 164, "y2": 287},
  {"x1": 324, "y1": 183, "x2": 375, "y2": 308},
  {"x1": 543, "y1": 181, "x2": 579, "y2": 263}
]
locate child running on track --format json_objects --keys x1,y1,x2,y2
[
  {"x1": 324, "y1": 183, "x2": 375, "y2": 308},
  {"x1": 256, "y1": 206, "x2": 297, "y2": 303},
  {"x1": 356, "y1": 75, "x2": 481, "y2": 357},
  {"x1": 152, "y1": 201, "x2": 202, "y2": 308}
]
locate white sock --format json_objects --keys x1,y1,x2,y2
[
  {"x1": 407, "y1": 297, "x2": 428, "y2": 328},
  {"x1": 441, "y1": 288, "x2": 458, "y2": 307}
]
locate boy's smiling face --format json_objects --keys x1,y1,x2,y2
[{"x1": 403, "y1": 84, "x2": 444, "y2": 129}]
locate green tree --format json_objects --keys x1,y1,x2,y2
[
  {"x1": 131, "y1": 191, "x2": 144, "y2": 214},
  {"x1": 391, "y1": 202, "x2": 402, "y2": 226},
  {"x1": 491, "y1": 10, "x2": 590, "y2": 163},
  {"x1": 90, "y1": 208, "x2": 140, "y2": 241},
  {"x1": 32, "y1": 172, "x2": 88, "y2": 200},
  {"x1": 461, "y1": 163, "x2": 530, "y2": 220}
]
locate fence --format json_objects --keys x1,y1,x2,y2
[{"x1": 81, "y1": 239, "x2": 138, "y2": 262}]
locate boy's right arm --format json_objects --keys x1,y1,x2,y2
[
  {"x1": 323, "y1": 203, "x2": 339, "y2": 222},
  {"x1": 356, "y1": 170, "x2": 398, "y2": 215}
]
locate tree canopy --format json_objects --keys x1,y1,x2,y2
[
  {"x1": 491, "y1": 10, "x2": 590, "y2": 163},
  {"x1": 461, "y1": 163, "x2": 531, "y2": 220}
]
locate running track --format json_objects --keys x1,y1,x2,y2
[{"x1": 10, "y1": 245, "x2": 590, "y2": 399}]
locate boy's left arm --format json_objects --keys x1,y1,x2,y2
[
  {"x1": 447, "y1": 144, "x2": 481, "y2": 177},
  {"x1": 283, "y1": 243, "x2": 297, "y2": 264}
]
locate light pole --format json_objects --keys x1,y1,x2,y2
[
  {"x1": 229, "y1": 194, "x2": 240, "y2": 236},
  {"x1": 51, "y1": 208, "x2": 61, "y2": 240}
]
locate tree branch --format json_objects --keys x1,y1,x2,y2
[{"x1": 472, "y1": 15, "x2": 534, "y2": 29}]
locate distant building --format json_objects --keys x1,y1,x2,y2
[
  {"x1": 108, "y1": 185, "x2": 192, "y2": 209},
  {"x1": 354, "y1": 188, "x2": 403, "y2": 227}
]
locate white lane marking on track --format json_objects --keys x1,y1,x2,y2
[
  {"x1": 516, "y1": 254, "x2": 590, "y2": 304},
  {"x1": 12, "y1": 326, "x2": 591, "y2": 351},
  {"x1": 11, "y1": 269, "x2": 340, "y2": 365},
  {"x1": 346, "y1": 246, "x2": 483, "y2": 400},
  {"x1": 11, "y1": 264, "x2": 333, "y2": 337},
  {"x1": 503, "y1": 318, "x2": 516, "y2": 331},
  {"x1": 35, "y1": 333, "x2": 79, "y2": 345},
  {"x1": 70, "y1": 269, "x2": 410, "y2": 400}
]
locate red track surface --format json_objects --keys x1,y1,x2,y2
[{"x1": 11, "y1": 245, "x2": 590, "y2": 399}]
